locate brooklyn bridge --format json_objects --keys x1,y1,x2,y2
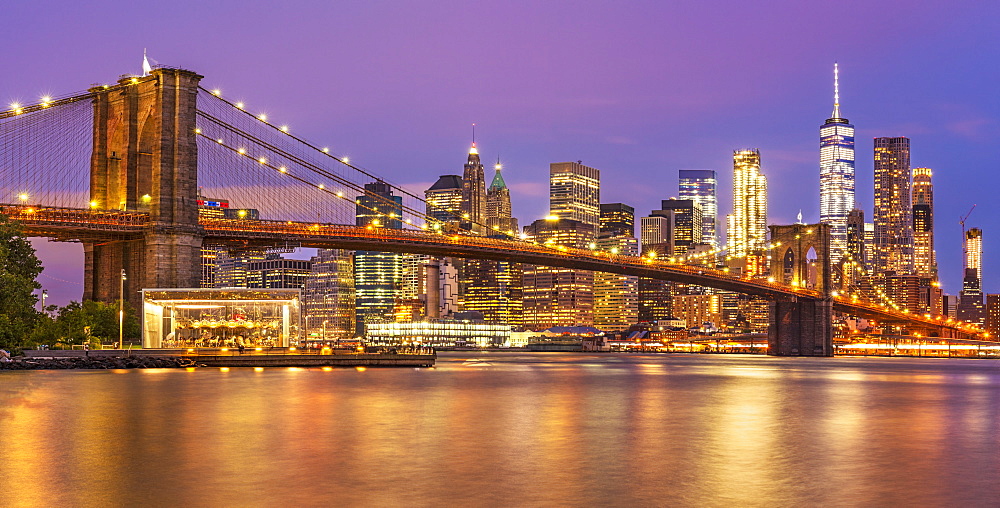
[{"x1": 0, "y1": 67, "x2": 986, "y2": 355}]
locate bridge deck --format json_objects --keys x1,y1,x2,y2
[{"x1": 0, "y1": 204, "x2": 983, "y2": 338}]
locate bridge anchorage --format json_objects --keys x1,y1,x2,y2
[{"x1": 0, "y1": 66, "x2": 988, "y2": 354}]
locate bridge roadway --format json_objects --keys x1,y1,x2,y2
[{"x1": 0, "y1": 204, "x2": 982, "y2": 338}]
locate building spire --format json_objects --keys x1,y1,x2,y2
[
  {"x1": 469, "y1": 123, "x2": 478, "y2": 154},
  {"x1": 832, "y1": 62, "x2": 841, "y2": 119},
  {"x1": 142, "y1": 49, "x2": 152, "y2": 77},
  {"x1": 490, "y1": 155, "x2": 507, "y2": 190}
]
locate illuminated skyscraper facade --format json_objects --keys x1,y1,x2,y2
[
  {"x1": 594, "y1": 235, "x2": 639, "y2": 331},
  {"x1": 550, "y1": 161, "x2": 600, "y2": 227},
  {"x1": 640, "y1": 216, "x2": 671, "y2": 248},
  {"x1": 678, "y1": 170, "x2": 718, "y2": 247},
  {"x1": 600, "y1": 203, "x2": 635, "y2": 238},
  {"x1": 654, "y1": 199, "x2": 703, "y2": 255},
  {"x1": 424, "y1": 175, "x2": 465, "y2": 317},
  {"x1": 521, "y1": 218, "x2": 596, "y2": 330},
  {"x1": 912, "y1": 167, "x2": 935, "y2": 277},
  {"x1": 846, "y1": 208, "x2": 865, "y2": 267},
  {"x1": 461, "y1": 142, "x2": 487, "y2": 232},
  {"x1": 595, "y1": 204, "x2": 639, "y2": 331},
  {"x1": 873, "y1": 137, "x2": 913, "y2": 275},
  {"x1": 425, "y1": 175, "x2": 464, "y2": 229},
  {"x1": 355, "y1": 181, "x2": 403, "y2": 334},
  {"x1": 863, "y1": 222, "x2": 875, "y2": 273},
  {"x1": 247, "y1": 258, "x2": 312, "y2": 289},
  {"x1": 819, "y1": 63, "x2": 855, "y2": 263},
  {"x1": 486, "y1": 159, "x2": 518, "y2": 235},
  {"x1": 959, "y1": 228, "x2": 984, "y2": 325},
  {"x1": 303, "y1": 249, "x2": 356, "y2": 341},
  {"x1": 727, "y1": 149, "x2": 768, "y2": 258},
  {"x1": 463, "y1": 160, "x2": 523, "y2": 326}
]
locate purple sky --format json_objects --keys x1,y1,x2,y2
[{"x1": 5, "y1": 0, "x2": 1000, "y2": 306}]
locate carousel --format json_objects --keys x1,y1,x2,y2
[{"x1": 142, "y1": 289, "x2": 302, "y2": 349}]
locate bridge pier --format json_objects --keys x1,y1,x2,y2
[
  {"x1": 85, "y1": 67, "x2": 204, "y2": 311},
  {"x1": 768, "y1": 299, "x2": 833, "y2": 356}
]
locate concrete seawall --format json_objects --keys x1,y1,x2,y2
[
  {"x1": 188, "y1": 353, "x2": 436, "y2": 368},
  {"x1": 22, "y1": 350, "x2": 436, "y2": 368}
]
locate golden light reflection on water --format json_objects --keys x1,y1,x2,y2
[{"x1": 1, "y1": 355, "x2": 999, "y2": 505}]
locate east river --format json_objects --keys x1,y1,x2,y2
[{"x1": 1, "y1": 352, "x2": 999, "y2": 506}]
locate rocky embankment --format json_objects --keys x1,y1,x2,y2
[{"x1": 0, "y1": 356, "x2": 198, "y2": 370}]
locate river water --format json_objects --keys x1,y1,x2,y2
[{"x1": 1, "y1": 352, "x2": 999, "y2": 507}]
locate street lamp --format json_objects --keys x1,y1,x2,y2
[{"x1": 119, "y1": 269, "x2": 126, "y2": 349}]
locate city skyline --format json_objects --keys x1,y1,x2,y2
[{"x1": 7, "y1": 0, "x2": 1000, "y2": 304}]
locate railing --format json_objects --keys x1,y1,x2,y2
[
  {"x1": 201, "y1": 217, "x2": 824, "y2": 298},
  {"x1": 0, "y1": 204, "x2": 149, "y2": 232},
  {"x1": 0, "y1": 206, "x2": 982, "y2": 337},
  {"x1": 176, "y1": 346, "x2": 434, "y2": 356}
]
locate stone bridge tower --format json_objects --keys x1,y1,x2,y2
[
  {"x1": 767, "y1": 222, "x2": 834, "y2": 356},
  {"x1": 84, "y1": 68, "x2": 204, "y2": 312}
]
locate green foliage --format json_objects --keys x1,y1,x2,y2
[
  {"x1": 0, "y1": 215, "x2": 42, "y2": 350},
  {"x1": 32, "y1": 301, "x2": 141, "y2": 349},
  {"x1": 0, "y1": 216, "x2": 146, "y2": 351}
]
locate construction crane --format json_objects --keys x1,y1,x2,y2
[{"x1": 960, "y1": 204, "x2": 977, "y2": 269}]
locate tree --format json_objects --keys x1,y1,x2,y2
[
  {"x1": 37, "y1": 300, "x2": 141, "y2": 349},
  {"x1": 0, "y1": 215, "x2": 42, "y2": 350}
]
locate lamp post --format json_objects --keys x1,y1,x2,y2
[{"x1": 119, "y1": 269, "x2": 126, "y2": 349}]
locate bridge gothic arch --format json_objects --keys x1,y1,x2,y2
[
  {"x1": 768, "y1": 223, "x2": 832, "y2": 295},
  {"x1": 84, "y1": 68, "x2": 204, "y2": 311}
]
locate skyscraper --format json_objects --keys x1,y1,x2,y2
[
  {"x1": 846, "y1": 208, "x2": 866, "y2": 267},
  {"x1": 424, "y1": 175, "x2": 465, "y2": 317},
  {"x1": 247, "y1": 258, "x2": 312, "y2": 289},
  {"x1": 985, "y1": 294, "x2": 1000, "y2": 337},
  {"x1": 679, "y1": 170, "x2": 718, "y2": 247},
  {"x1": 354, "y1": 180, "x2": 403, "y2": 334},
  {"x1": 654, "y1": 199, "x2": 703, "y2": 255},
  {"x1": 461, "y1": 142, "x2": 487, "y2": 232},
  {"x1": 912, "y1": 167, "x2": 935, "y2": 277},
  {"x1": 959, "y1": 228, "x2": 984, "y2": 325},
  {"x1": 521, "y1": 217, "x2": 596, "y2": 330},
  {"x1": 303, "y1": 249, "x2": 355, "y2": 342},
  {"x1": 819, "y1": 63, "x2": 856, "y2": 263},
  {"x1": 462, "y1": 158, "x2": 523, "y2": 326},
  {"x1": 727, "y1": 149, "x2": 768, "y2": 258},
  {"x1": 640, "y1": 216, "x2": 671, "y2": 248},
  {"x1": 595, "y1": 203, "x2": 639, "y2": 331},
  {"x1": 863, "y1": 222, "x2": 875, "y2": 273},
  {"x1": 486, "y1": 158, "x2": 518, "y2": 235},
  {"x1": 550, "y1": 161, "x2": 600, "y2": 227},
  {"x1": 599, "y1": 203, "x2": 635, "y2": 238},
  {"x1": 425, "y1": 175, "x2": 464, "y2": 229},
  {"x1": 873, "y1": 137, "x2": 914, "y2": 275}
]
